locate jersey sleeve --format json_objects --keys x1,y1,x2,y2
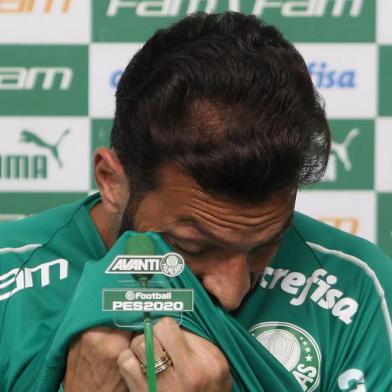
[{"x1": 0, "y1": 198, "x2": 95, "y2": 392}]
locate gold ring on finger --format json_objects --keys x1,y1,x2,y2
[{"x1": 140, "y1": 350, "x2": 173, "y2": 374}]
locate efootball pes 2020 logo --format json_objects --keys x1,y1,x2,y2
[{"x1": 250, "y1": 322, "x2": 321, "y2": 392}]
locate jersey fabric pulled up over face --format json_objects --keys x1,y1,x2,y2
[{"x1": 0, "y1": 194, "x2": 391, "y2": 391}]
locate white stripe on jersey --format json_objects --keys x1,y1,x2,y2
[
  {"x1": 306, "y1": 241, "x2": 392, "y2": 357},
  {"x1": 0, "y1": 244, "x2": 41, "y2": 255}
]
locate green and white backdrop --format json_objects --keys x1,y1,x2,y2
[{"x1": 0, "y1": 0, "x2": 391, "y2": 258}]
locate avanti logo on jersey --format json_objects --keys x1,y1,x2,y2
[
  {"x1": 0, "y1": 67, "x2": 73, "y2": 91},
  {"x1": 0, "y1": 0, "x2": 72, "y2": 13},
  {"x1": 308, "y1": 62, "x2": 356, "y2": 89},
  {"x1": 250, "y1": 322, "x2": 321, "y2": 391},
  {"x1": 106, "y1": 0, "x2": 364, "y2": 18},
  {"x1": 260, "y1": 267, "x2": 359, "y2": 324},
  {"x1": 106, "y1": 253, "x2": 185, "y2": 277}
]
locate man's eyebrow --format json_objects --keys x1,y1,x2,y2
[
  {"x1": 267, "y1": 213, "x2": 294, "y2": 243},
  {"x1": 172, "y1": 218, "x2": 229, "y2": 245},
  {"x1": 172, "y1": 212, "x2": 294, "y2": 247}
]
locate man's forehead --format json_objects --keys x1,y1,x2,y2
[
  {"x1": 169, "y1": 213, "x2": 294, "y2": 249},
  {"x1": 148, "y1": 162, "x2": 295, "y2": 226},
  {"x1": 134, "y1": 163, "x2": 296, "y2": 248}
]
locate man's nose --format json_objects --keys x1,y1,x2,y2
[{"x1": 200, "y1": 252, "x2": 251, "y2": 311}]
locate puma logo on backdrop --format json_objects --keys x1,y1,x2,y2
[
  {"x1": 19, "y1": 129, "x2": 70, "y2": 168},
  {"x1": 331, "y1": 128, "x2": 360, "y2": 171}
]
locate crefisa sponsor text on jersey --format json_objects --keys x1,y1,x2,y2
[{"x1": 260, "y1": 267, "x2": 358, "y2": 324}]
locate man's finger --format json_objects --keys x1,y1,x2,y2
[
  {"x1": 130, "y1": 334, "x2": 165, "y2": 367},
  {"x1": 153, "y1": 317, "x2": 192, "y2": 365},
  {"x1": 79, "y1": 327, "x2": 134, "y2": 357},
  {"x1": 117, "y1": 348, "x2": 147, "y2": 392}
]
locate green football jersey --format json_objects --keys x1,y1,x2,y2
[
  {"x1": 0, "y1": 194, "x2": 391, "y2": 391},
  {"x1": 234, "y1": 213, "x2": 392, "y2": 391},
  {"x1": 0, "y1": 194, "x2": 107, "y2": 391}
]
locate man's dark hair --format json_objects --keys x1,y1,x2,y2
[{"x1": 112, "y1": 12, "x2": 330, "y2": 205}]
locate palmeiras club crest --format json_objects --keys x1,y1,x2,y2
[{"x1": 249, "y1": 322, "x2": 321, "y2": 392}]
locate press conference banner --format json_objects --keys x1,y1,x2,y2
[{"x1": 0, "y1": 0, "x2": 391, "y2": 258}]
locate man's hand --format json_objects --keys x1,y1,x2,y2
[
  {"x1": 63, "y1": 327, "x2": 133, "y2": 392},
  {"x1": 117, "y1": 317, "x2": 232, "y2": 392}
]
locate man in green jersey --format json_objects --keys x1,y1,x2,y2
[{"x1": 1, "y1": 12, "x2": 391, "y2": 392}]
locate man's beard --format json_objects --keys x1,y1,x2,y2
[{"x1": 117, "y1": 198, "x2": 138, "y2": 238}]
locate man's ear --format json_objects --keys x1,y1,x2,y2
[{"x1": 94, "y1": 147, "x2": 129, "y2": 214}]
